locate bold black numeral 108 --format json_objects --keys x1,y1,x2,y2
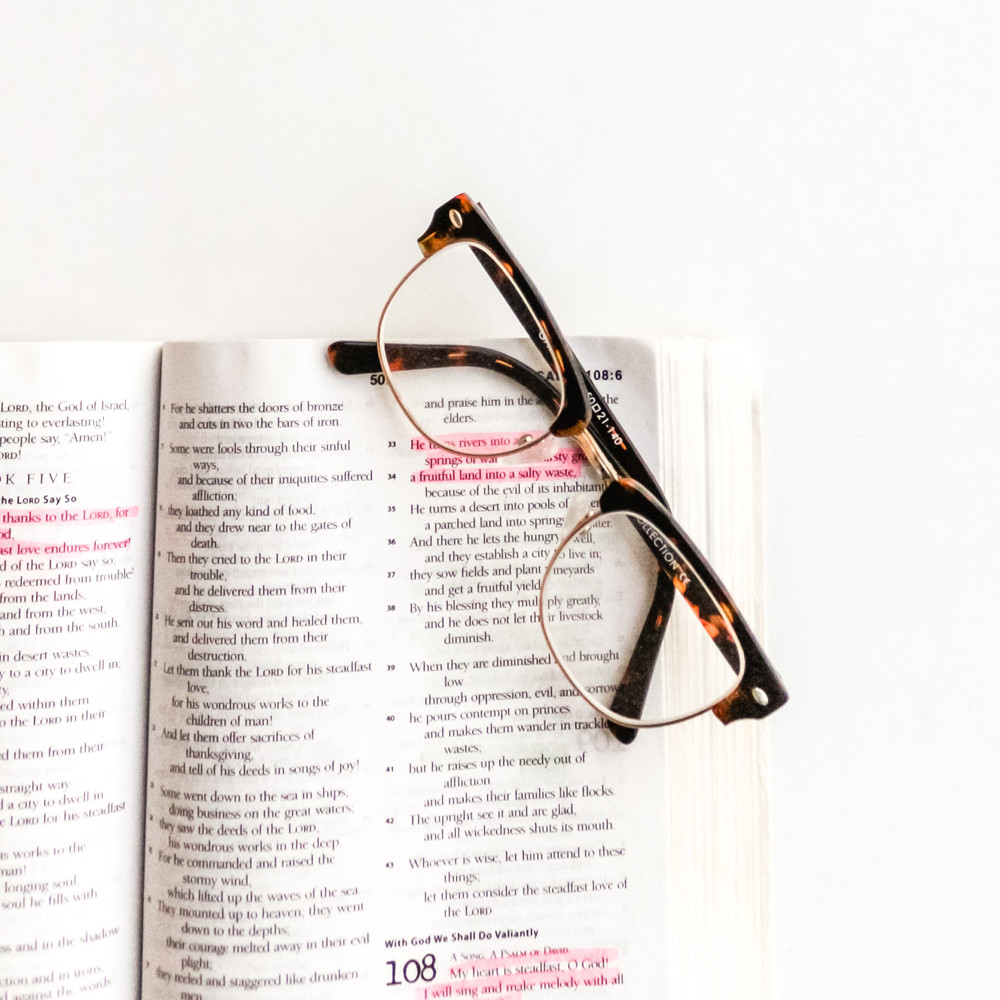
[{"x1": 386, "y1": 953, "x2": 436, "y2": 985}]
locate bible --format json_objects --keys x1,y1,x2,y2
[{"x1": 1, "y1": 334, "x2": 774, "y2": 999}]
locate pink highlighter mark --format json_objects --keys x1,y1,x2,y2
[
  {"x1": 0, "y1": 504, "x2": 139, "y2": 556},
  {"x1": 420, "y1": 948, "x2": 621, "y2": 997},
  {"x1": 1, "y1": 504, "x2": 139, "y2": 524},
  {"x1": 411, "y1": 435, "x2": 585, "y2": 485}
]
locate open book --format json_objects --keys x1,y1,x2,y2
[{"x1": 1, "y1": 336, "x2": 773, "y2": 1000}]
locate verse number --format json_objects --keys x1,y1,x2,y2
[
  {"x1": 587, "y1": 368, "x2": 623, "y2": 381},
  {"x1": 370, "y1": 373, "x2": 386, "y2": 385},
  {"x1": 386, "y1": 954, "x2": 436, "y2": 986}
]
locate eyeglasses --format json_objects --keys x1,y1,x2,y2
[{"x1": 328, "y1": 193, "x2": 788, "y2": 741}]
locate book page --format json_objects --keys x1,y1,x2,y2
[
  {"x1": 142, "y1": 338, "x2": 669, "y2": 999},
  {"x1": 657, "y1": 339, "x2": 772, "y2": 1000},
  {"x1": 1, "y1": 342, "x2": 160, "y2": 997}
]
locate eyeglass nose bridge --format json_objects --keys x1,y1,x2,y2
[{"x1": 573, "y1": 426, "x2": 620, "y2": 487}]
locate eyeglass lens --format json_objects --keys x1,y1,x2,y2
[
  {"x1": 541, "y1": 510, "x2": 744, "y2": 725},
  {"x1": 377, "y1": 241, "x2": 565, "y2": 456}
]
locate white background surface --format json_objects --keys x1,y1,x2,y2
[{"x1": 1, "y1": 4, "x2": 997, "y2": 997}]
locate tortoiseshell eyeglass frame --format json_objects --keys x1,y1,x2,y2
[{"x1": 329, "y1": 193, "x2": 788, "y2": 740}]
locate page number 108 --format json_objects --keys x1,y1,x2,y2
[{"x1": 386, "y1": 953, "x2": 437, "y2": 985}]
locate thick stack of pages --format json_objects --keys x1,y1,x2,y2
[{"x1": 0, "y1": 336, "x2": 771, "y2": 999}]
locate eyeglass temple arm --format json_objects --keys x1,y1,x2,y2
[
  {"x1": 329, "y1": 340, "x2": 563, "y2": 406},
  {"x1": 605, "y1": 568, "x2": 675, "y2": 743},
  {"x1": 602, "y1": 480, "x2": 789, "y2": 724}
]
